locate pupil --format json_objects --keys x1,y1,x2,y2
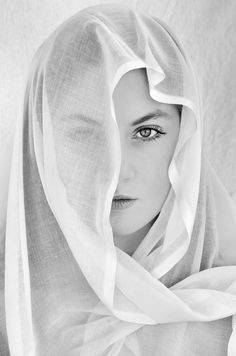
[{"x1": 141, "y1": 129, "x2": 151, "y2": 137}]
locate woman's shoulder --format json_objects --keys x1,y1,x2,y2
[{"x1": 139, "y1": 317, "x2": 232, "y2": 356}]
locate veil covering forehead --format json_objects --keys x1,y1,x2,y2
[{"x1": 2, "y1": 3, "x2": 236, "y2": 356}]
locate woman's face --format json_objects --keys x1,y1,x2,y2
[{"x1": 110, "y1": 68, "x2": 180, "y2": 242}]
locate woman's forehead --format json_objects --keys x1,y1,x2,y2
[
  {"x1": 113, "y1": 68, "x2": 151, "y2": 107},
  {"x1": 113, "y1": 68, "x2": 180, "y2": 126}
]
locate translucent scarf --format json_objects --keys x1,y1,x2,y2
[{"x1": 1, "y1": 4, "x2": 236, "y2": 356}]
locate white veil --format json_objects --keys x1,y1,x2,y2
[{"x1": 1, "y1": 4, "x2": 236, "y2": 355}]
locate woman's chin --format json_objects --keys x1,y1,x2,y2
[
  {"x1": 110, "y1": 214, "x2": 137, "y2": 235},
  {"x1": 110, "y1": 223, "x2": 136, "y2": 237}
]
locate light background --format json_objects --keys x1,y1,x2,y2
[{"x1": 1, "y1": 0, "x2": 236, "y2": 204}]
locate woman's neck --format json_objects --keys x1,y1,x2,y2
[{"x1": 113, "y1": 215, "x2": 158, "y2": 255}]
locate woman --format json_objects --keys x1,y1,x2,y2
[
  {"x1": 111, "y1": 68, "x2": 181, "y2": 256},
  {"x1": 1, "y1": 3, "x2": 236, "y2": 355}
]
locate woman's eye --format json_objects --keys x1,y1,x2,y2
[
  {"x1": 65, "y1": 126, "x2": 106, "y2": 146},
  {"x1": 66, "y1": 127, "x2": 94, "y2": 142},
  {"x1": 133, "y1": 125, "x2": 166, "y2": 141}
]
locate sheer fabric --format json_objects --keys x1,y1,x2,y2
[{"x1": 1, "y1": 4, "x2": 236, "y2": 355}]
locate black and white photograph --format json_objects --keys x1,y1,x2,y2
[{"x1": 1, "y1": 1, "x2": 236, "y2": 355}]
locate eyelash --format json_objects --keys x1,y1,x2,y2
[{"x1": 133, "y1": 125, "x2": 167, "y2": 142}]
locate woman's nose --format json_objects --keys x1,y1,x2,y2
[{"x1": 118, "y1": 145, "x2": 136, "y2": 182}]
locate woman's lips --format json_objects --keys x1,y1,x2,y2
[
  {"x1": 111, "y1": 198, "x2": 137, "y2": 210},
  {"x1": 113, "y1": 194, "x2": 136, "y2": 200}
]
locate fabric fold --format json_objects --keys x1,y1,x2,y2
[{"x1": 1, "y1": 3, "x2": 236, "y2": 355}]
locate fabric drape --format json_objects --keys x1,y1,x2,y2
[{"x1": 1, "y1": 4, "x2": 236, "y2": 355}]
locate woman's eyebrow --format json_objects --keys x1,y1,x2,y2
[
  {"x1": 131, "y1": 109, "x2": 170, "y2": 126},
  {"x1": 67, "y1": 114, "x2": 99, "y2": 125}
]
